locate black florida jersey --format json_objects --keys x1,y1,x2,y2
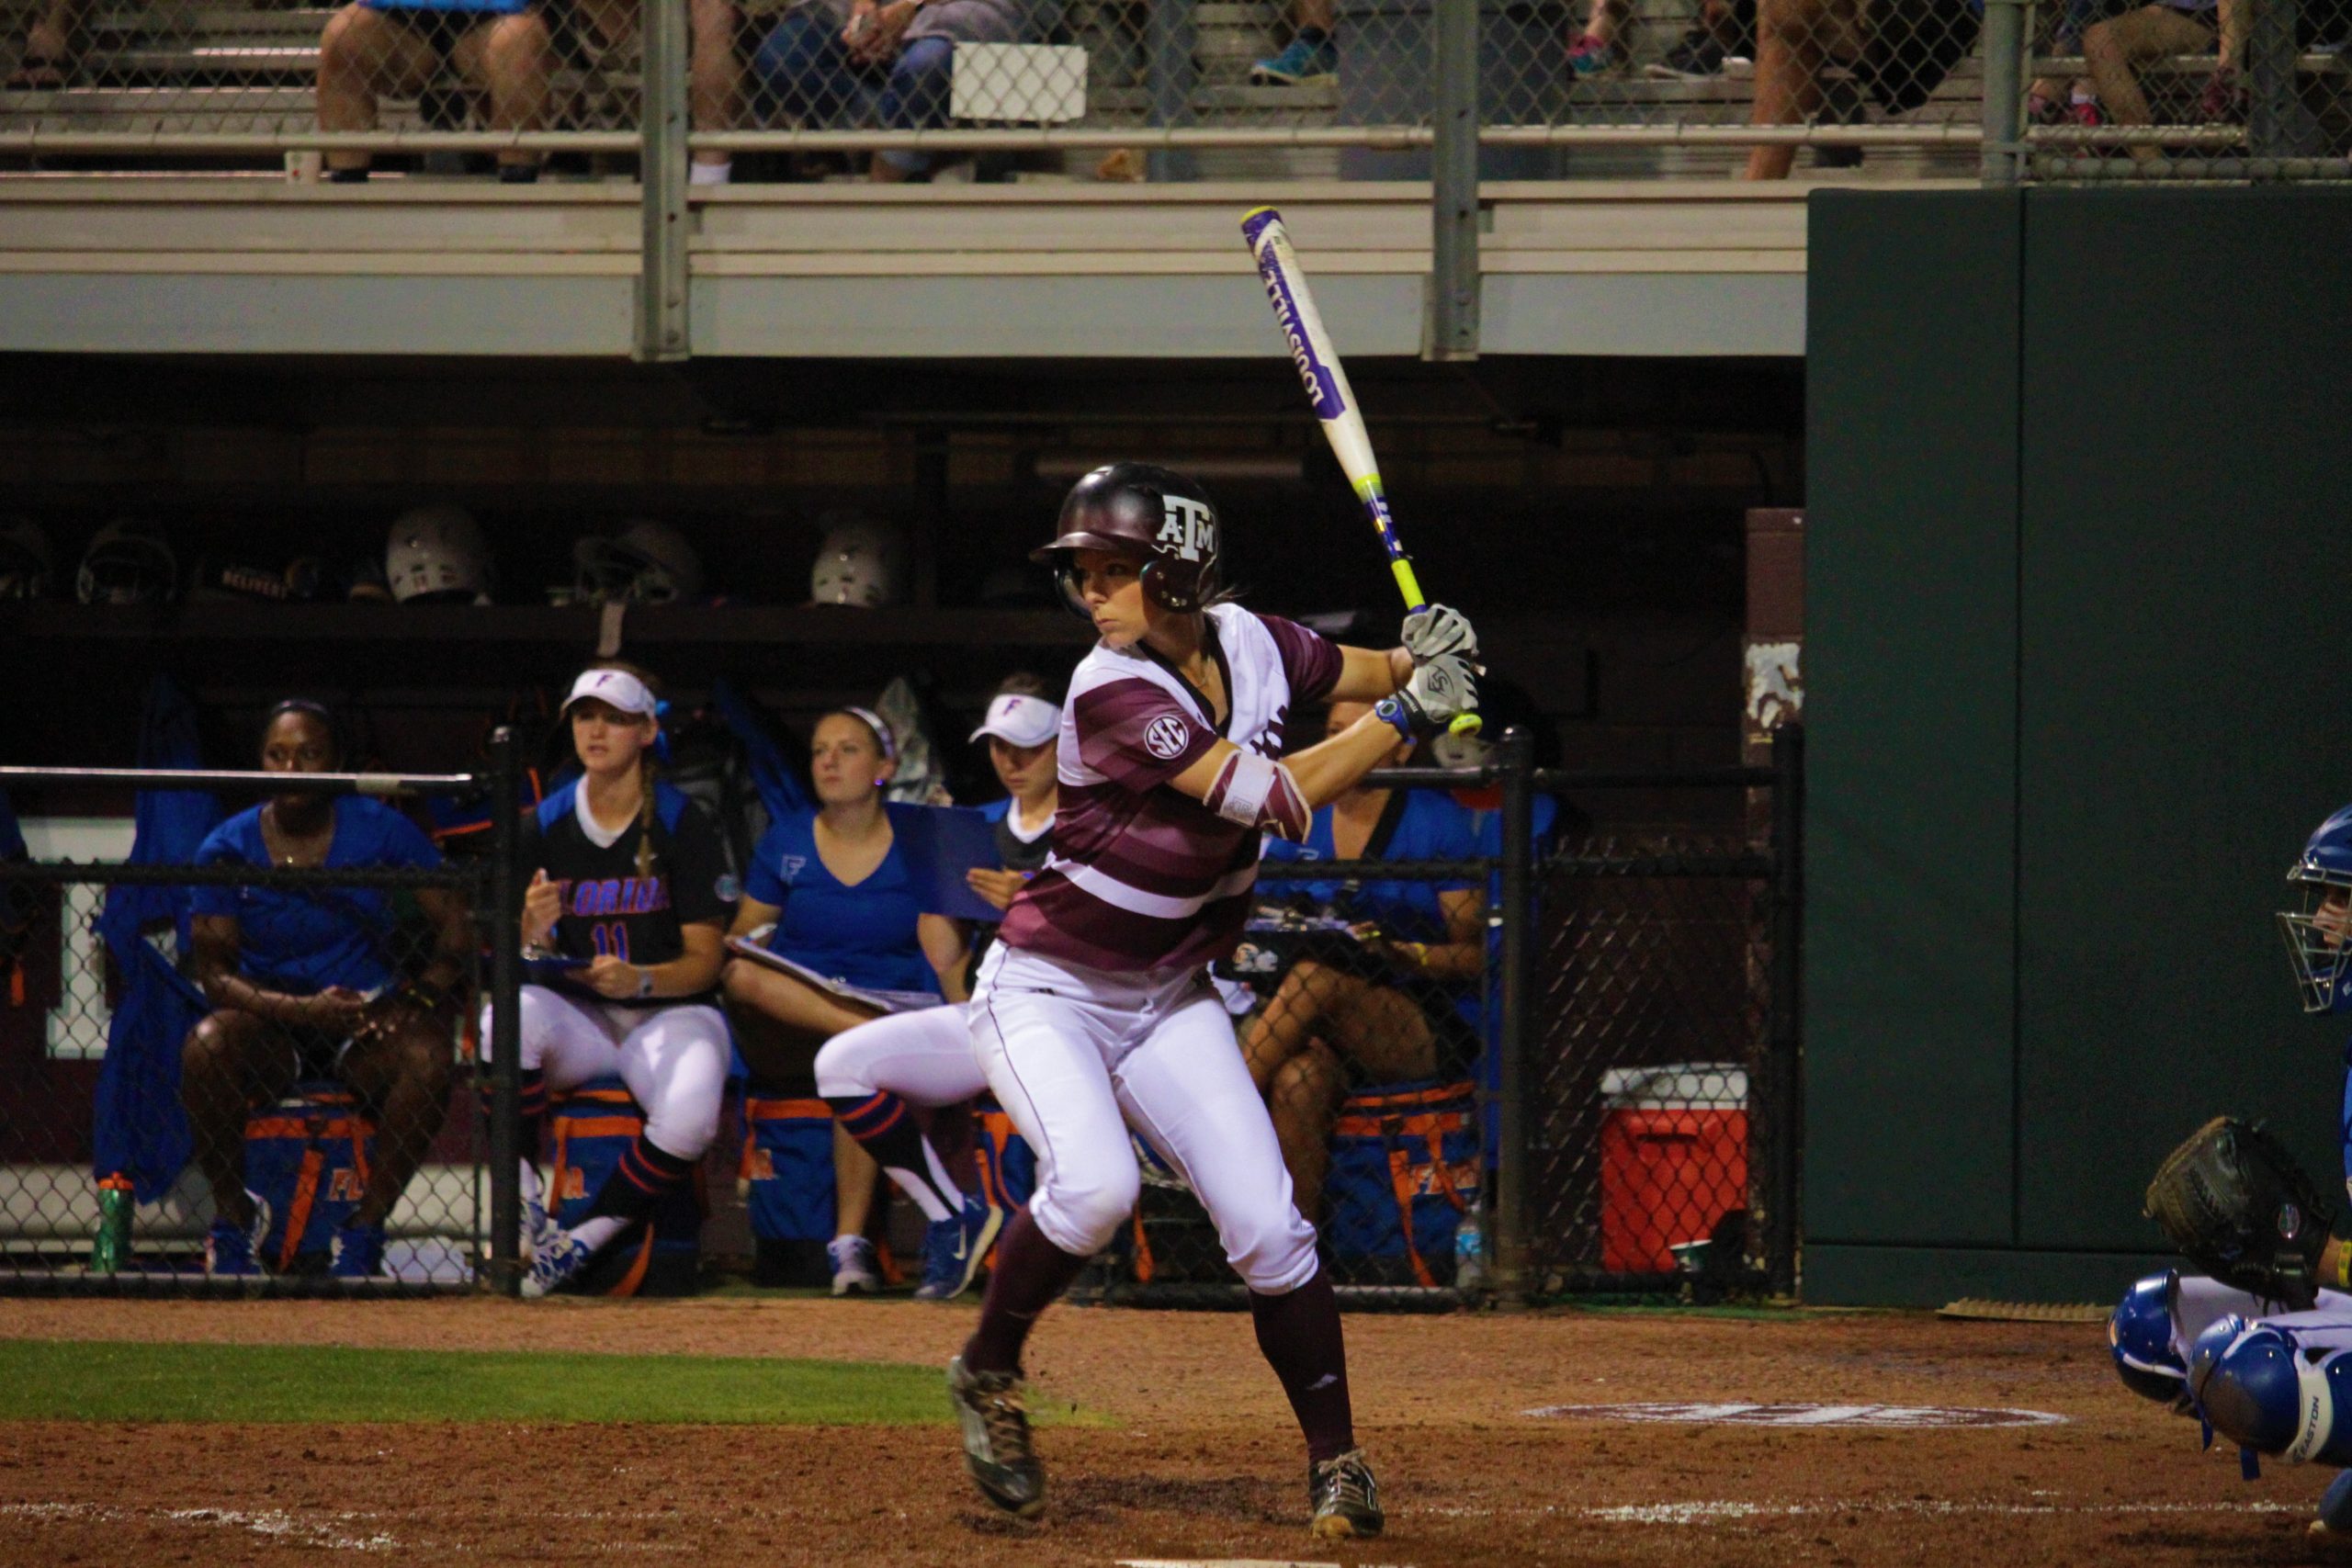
[{"x1": 526, "y1": 776, "x2": 738, "y2": 1004}]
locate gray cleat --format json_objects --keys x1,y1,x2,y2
[
  {"x1": 948, "y1": 1355, "x2": 1046, "y2": 1517},
  {"x1": 1307, "y1": 1447, "x2": 1384, "y2": 1539}
]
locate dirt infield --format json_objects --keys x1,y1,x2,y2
[{"x1": 0, "y1": 1297, "x2": 2329, "y2": 1566}]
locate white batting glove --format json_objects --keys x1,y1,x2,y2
[
  {"x1": 1402, "y1": 603, "x2": 1479, "y2": 666},
  {"x1": 1377, "y1": 654, "x2": 1479, "y2": 739}
]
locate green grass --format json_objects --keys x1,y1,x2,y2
[{"x1": 0, "y1": 1339, "x2": 984, "y2": 1425}]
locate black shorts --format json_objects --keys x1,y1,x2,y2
[
  {"x1": 276, "y1": 1023, "x2": 356, "y2": 1084},
  {"x1": 1860, "y1": 0, "x2": 1983, "y2": 113}
]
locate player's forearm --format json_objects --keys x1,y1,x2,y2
[
  {"x1": 1285, "y1": 712, "x2": 1413, "y2": 808},
  {"x1": 1325, "y1": 644, "x2": 1411, "y2": 704}
]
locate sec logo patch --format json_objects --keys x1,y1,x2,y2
[{"x1": 1143, "y1": 714, "x2": 1191, "y2": 761}]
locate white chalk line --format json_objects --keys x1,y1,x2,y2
[
  {"x1": 1419, "y1": 1498, "x2": 2309, "y2": 1525},
  {"x1": 0, "y1": 1500, "x2": 401, "y2": 1552}
]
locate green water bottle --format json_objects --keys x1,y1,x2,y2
[{"x1": 90, "y1": 1176, "x2": 132, "y2": 1274}]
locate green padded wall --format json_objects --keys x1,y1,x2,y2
[{"x1": 1804, "y1": 188, "x2": 2352, "y2": 1305}]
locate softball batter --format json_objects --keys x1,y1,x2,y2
[{"x1": 946, "y1": 462, "x2": 1479, "y2": 1538}]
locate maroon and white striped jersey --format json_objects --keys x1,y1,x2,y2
[{"x1": 998, "y1": 603, "x2": 1344, "y2": 974}]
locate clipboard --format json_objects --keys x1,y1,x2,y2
[
  {"x1": 724, "y1": 935, "x2": 943, "y2": 1015},
  {"x1": 891, "y1": 805, "x2": 1012, "y2": 923}
]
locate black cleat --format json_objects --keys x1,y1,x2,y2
[
  {"x1": 1307, "y1": 1447, "x2": 1384, "y2": 1539},
  {"x1": 948, "y1": 1355, "x2": 1046, "y2": 1518}
]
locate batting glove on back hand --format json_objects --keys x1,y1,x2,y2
[
  {"x1": 1402, "y1": 603, "x2": 1479, "y2": 666},
  {"x1": 1377, "y1": 654, "x2": 1479, "y2": 739}
]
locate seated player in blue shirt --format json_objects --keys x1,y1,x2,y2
[
  {"x1": 182, "y1": 699, "x2": 472, "y2": 1279},
  {"x1": 1245, "y1": 697, "x2": 1486, "y2": 1223},
  {"x1": 721, "y1": 705, "x2": 970, "y2": 1295}
]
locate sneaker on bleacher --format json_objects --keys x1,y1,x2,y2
[
  {"x1": 1645, "y1": 28, "x2": 1728, "y2": 77},
  {"x1": 1250, "y1": 32, "x2": 1338, "y2": 85}
]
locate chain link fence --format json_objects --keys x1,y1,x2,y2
[
  {"x1": 0, "y1": 761, "x2": 524, "y2": 1295},
  {"x1": 1523, "y1": 740, "x2": 1799, "y2": 1300},
  {"x1": 2005, "y1": 0, "x2": 2352, "y2": 175}
]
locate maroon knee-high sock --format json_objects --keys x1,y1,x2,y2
[
  {"x1": 961, "y1": 1207, "x2": 1089, "y2": 1376},
  {"x1": 1249, "y1": 1265, "x2": 1356, "y2": 1462}
]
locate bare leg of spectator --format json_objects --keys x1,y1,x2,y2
[
  {"x1": 7, "y1": 0, "x2": 80, "y2": 87},
  {"x1": 692, "y1": 0, "x2": 744, "y2": 183},
  {"x1": 2083, "y1": 5, "x2": 2214, "y2": 160},
  {"x1": 181, "y1": 1010, "x2": 297, "y2": 1233},
  {"x1": 1240, "y1": 959, "x2": 1351, "y2": 1092},
  {"x1": 1568, "y1": 0, "x2": 1630, "y2": 76},
  {"x1": 832, "y1": 1122, "x2": 885, "y2": 1238},
  {"x1": 454, "y1": 10, "x2": 555, "y2": 177},
  {"x1": 1268, "y1": 1045, "x2": 1344, "y2": 1221},
  {"x1": 1743, "y1": 0, "x2": 1863, "y2": 178},
  {"x1": 338, "y1": 1021, "x2": 455, "y2": 1234},
  {"x1": 316, "y1": 5, "x2": 441, "y2": 178}
]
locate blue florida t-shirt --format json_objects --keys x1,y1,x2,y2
[
  {"x1": 745, "y1": 804, "x2": 940, "y2": 998},
  {"x1": 189, "y1": 797, "x2": 440, "y2": 995},
  {"x1": 1258, "y1": 786, "x2": 1482, "y2": 944}
]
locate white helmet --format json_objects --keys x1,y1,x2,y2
[
  {"x1": 76, "y1": 520, "x2": 177, "y2": 605},
  {"x1": 808, "y1": 512, "x2": 905, "y2": 608},
  {"x1": 0, "y1": 517, "x2": 53, "y2": 600},
  {"x1": 571, "y1": 520, "x2": 705, "y2": 605},
  {"x1": 387, "y1": 505, "x2": 493, "y2": 604}
]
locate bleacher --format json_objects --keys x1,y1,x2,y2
[{"x1": 0, "y1": 0, "x2": 2340, "y2": 179}]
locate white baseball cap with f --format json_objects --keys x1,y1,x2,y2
[
  {"x1": 563, "y1": 667, "x2": 661, "y2": 720},
  {"x1": 969, "y1": 692, "x2": 1060, "y2": 749}
]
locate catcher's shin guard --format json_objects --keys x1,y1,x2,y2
[
  {"x1": 2110, "y1": 1271, "x2": 2191, "y2": 1405},
  {"x1": 2189, "y1": 1316, "x2": 2352, "y2": 1466}
]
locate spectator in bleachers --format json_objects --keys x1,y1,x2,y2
[
  {"x1": 315, "y1": 0, "x2": 554, "y2": 182},
  {"x1": 722, "y1": 706, "x2": 970, "y2": 1292},
  {"x1": 1250, "y1": 0, "x2": 1336, "y2": 85},
  {"x1": 6, "y1": 0, "x2": 82, "y2": 88},
  {"x1": 2082, "y1": 0, "x2": 2242, "y2": 152},
  {"x1": 1563, "y1": 0, "x2": 1756, "y2": 79},
  {"x1": 1741, "y1": 0, "x2": 1979, "y2": 177},
  {"x1": 693, "y1": 0, "x2": 748, "y2": 184},
  {"x1": 1240, "y1": 698, "x2": 1486, "y2": 1223},
  {"x1": 747, "y1": 0, "x2": 1026, "y2": 181},
  {"x1": 182, "y1": 699, "x2": 471, "y2": 1279}
]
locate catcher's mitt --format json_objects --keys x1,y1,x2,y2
[{"x1": 2144, "y1": 1116, "x2": 2335, "y2": 1311}]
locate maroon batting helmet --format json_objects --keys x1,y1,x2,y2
[{"x1": 1032, "y1": 463, "x2": 1222, "y2": 614}]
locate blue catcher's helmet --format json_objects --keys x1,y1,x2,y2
[
  {"x1": 2279, "y1": 804, "x2": 2352, "y2": 1015},
  {"x1": 2109, "y1": 1269, "x2": 2190, "y2": 1405}
]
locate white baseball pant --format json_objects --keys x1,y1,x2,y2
[
  {"x1": 968, "y1": 943, "x2": 1319, "y2": 1295},
  {"x1": 812, "y1": 1003, "x2": 990, "y2": 1106},
  {"x1": 480, "y1": 984, "x2": 729, "y2": 1161}
]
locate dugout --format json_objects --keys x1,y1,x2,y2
[{"x1": 1803, "y1": 187, "x2": 2352, "y2": 1307}]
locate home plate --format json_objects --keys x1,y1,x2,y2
[
  {"x1": 1117, "y1": 1560, "x2": 1411, "y2": 1567},
  {"x1": 1525, "y1": 1402, "x2": 2066, "y2": 1428}
]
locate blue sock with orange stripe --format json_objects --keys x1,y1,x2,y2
[
  {"x1": 481, "y1": 1069, "x2": 549, "y2": 1152},
  {"x1": 576, "y1": 1134, "x2": 695, "y2": 1248},
  {"x1": 827, "y1": 1091, "x2": 964, "y2": 1224}
]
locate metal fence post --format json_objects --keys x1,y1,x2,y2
[
  {"x1": 1145, "y1": 0, "x2": 1200, "y2": 184},
  {"x1": 637, "y1": 0, "x2": 691, "y2": 363},
  {"x1": 1426, "y1": 0, "x2": 1481, "y2": 360},
  {"x1": 484, "y1": 727, "x2": 525, "y2": 1296},
  {"x1": 1766, "y1": 723, "x2": 1805, "y2": 1298},
  {"x1": 2247, "y1": 0, "x2": 2308, "y2": 161},
  {"x1": 1980, "y1": 0, "x2": 2028, "y2": 185},
  {"x1": 1493, "y1": 727, "x2": 1535, "y2": 1303}
]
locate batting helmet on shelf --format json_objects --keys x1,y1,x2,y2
[
  {"x1": 75, "y1": 520, "x2": 178, "y2": 605},
  {"x1": 386, "y1": 505, "x2": 493, "y2": 604},
  {"x1": 0, "y1": 517, "x2": 53, "y2": 600},
  {"x1": 1032, "y1": 462, "x2": 1221, "y2": 615},
  {"x1": 808, "y1": 513, "x2": 905, "y2": 608},
  {"x1": 567, "y1": 520, "x2": 706, "y2": 605}
]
